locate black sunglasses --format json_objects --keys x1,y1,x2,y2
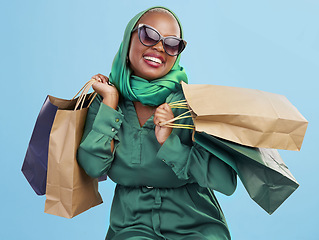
[{"x1": 132, "y1": 24, "x2": 187, "y2": 56}]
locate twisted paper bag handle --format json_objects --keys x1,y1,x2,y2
[
  {"x1": 159, "y1": 100, "x2": 194, "y2": 130},
  {"x1": 72, "y1": 78, "x2": 97, "y2": 111}
]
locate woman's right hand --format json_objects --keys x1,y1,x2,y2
[{"x1": 91, "y1": 74, "x2": 119, "y2": 110}]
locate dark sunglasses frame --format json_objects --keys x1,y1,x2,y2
[{"x1": 131, "y1": 24, "x2": 187, "y2": 56}]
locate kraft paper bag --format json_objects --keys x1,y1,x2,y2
[
  {"x1": 44, "y1": 80, "x2": 103, "y2": 218},
  {"x1": 195, "y1": 132, "x2": 299, "y2": 214},
  {"x1": 181, "y1": 82, "x2": 308, "y2": 151}
]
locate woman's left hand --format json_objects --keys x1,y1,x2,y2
[{"x1": 154, "y1": 103, "x2": 174, "y2": 145}]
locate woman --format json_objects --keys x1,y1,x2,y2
[{"x1": 77, "y1": 6, "x2": 237, "y2": 240}]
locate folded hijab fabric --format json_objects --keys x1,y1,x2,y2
[{"x1": 109, "y1": 6, "x2": 188, "y2": 106}]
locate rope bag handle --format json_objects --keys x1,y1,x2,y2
[
  {"x1": 72, "y1": 79, "x2": 97, "y2": 110},
  {"x1": 159, "y1": 100, "x2": 195, "y2": 130}
]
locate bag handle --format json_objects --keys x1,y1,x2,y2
[
  {"x1": 72, "y1": 79, "x2": 97, "y2": 111},
  {"x1": 159, "y1": 100, "x2": 194, "y2": 130}
]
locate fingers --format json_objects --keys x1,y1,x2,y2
[
  {"x1": 92, "y1": 74, "x2": 102, "y2": 82},
  {"x1": 154, "y1": 103, "x2": 174, "y2": 126},
  {"x1": 155, "y1": 103, "x2": 173, "y2": 117},
  {"x1": 91, "y1": 73, "x2": 119, "y2": 98},
  {"x1": 92, "y1": 74, "x2": 109, "y2": 84}
]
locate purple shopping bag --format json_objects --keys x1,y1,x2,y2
[{"x1": 22, "y1": 96, "x2": 58, "y2": 195}]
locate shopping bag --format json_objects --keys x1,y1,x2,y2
[
  {"x1": 194, "y1": 132, "x2": 299, "y2": 214},
  {"x1": 44, "y1": 80, "x2": 103, "y2": 218},
  {"x1": 22, "y1": 81, "x2": 106, "y2": 196},
  {"x1": 181, "y1": 82, "x2": 308, "y2": 151},
  {"x1": 22, "y1": 96, "x2": 60, "y2": 195}
]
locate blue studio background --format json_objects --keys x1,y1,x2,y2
[{"x1": 1, "y1": 1, "x2": 318, "y2": 239}]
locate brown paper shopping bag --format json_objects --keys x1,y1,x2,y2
[
  {"x1": 44, "y1": 80, "x2": 103, "y2": 218},
  {"x1": 180, "y1": 82, "x2": 308, "y2": 151}
]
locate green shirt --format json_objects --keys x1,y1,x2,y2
[{"x1": 77, "y1": 90, "x2": 237, "y2": 240}]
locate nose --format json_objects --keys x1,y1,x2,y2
[{"x1": 152, "y1": 40, "x2": 165, "y2": 53}]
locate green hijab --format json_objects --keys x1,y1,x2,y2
[{"x1": 109, "y1": 6, "x2": 188, "y2": 106}]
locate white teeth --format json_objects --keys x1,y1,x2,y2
[{"x1": 144, "y1": 56, "x2": 162, "y2": 64}]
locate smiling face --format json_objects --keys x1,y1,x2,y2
[{"x1": 128, "y1": 11, "x2": 181, "y2": 80}]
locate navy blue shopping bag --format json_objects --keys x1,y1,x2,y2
[{"x1": 22, "y1": 96, "x2": 58, "y2": 195}]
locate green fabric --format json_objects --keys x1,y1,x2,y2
[
  {"x1": 108, "y1": 6, "x2": 188, "y2": 106},
  {"x1": 77, "y1": 90, "x2": 236, "y2": 239},
  {"x1": 194, "y1": 132, "x2": 299, "y2": 215},
  {"x1": 106, "y1": 185, "x2": 230, "y2": 240}
]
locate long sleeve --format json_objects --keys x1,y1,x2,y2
[
  {"x1": 77, "y1": 95, "x2": 124, "y2": 178},
  {"x1": 156, "y1": 132, "x2": 237, "y2": 196}
]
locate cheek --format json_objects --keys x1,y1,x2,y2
[
  {"x1": 129, "y1": 40, "x2": 148, "y2": 68},
  {"x1": 166, "y1": 56, "x2": 177, "y2": 70},
  {"x1": 128, "y1": 35, "x2": 141, "y2": 61},
  {"x1": 128, "y1": 40, "x2": 136, "y2": 62}
]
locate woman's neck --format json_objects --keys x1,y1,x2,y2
[{"x1": 133, "y1": 101, "x2": 156, "y2": 127}]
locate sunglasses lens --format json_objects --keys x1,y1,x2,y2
[
  {"x1": 163, "y1": 38, "x2": 183, "y2": 56},
  {"x1": 140, "y1": 26, "x2": 160, "y2": 46}
]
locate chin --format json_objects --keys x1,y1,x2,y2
[
  {"x1": 136, "y1": 72, "x2": 164, "y2": 81},
  {"x1": 145, "y1": 69, "x2": 171, "y2": 80}
]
